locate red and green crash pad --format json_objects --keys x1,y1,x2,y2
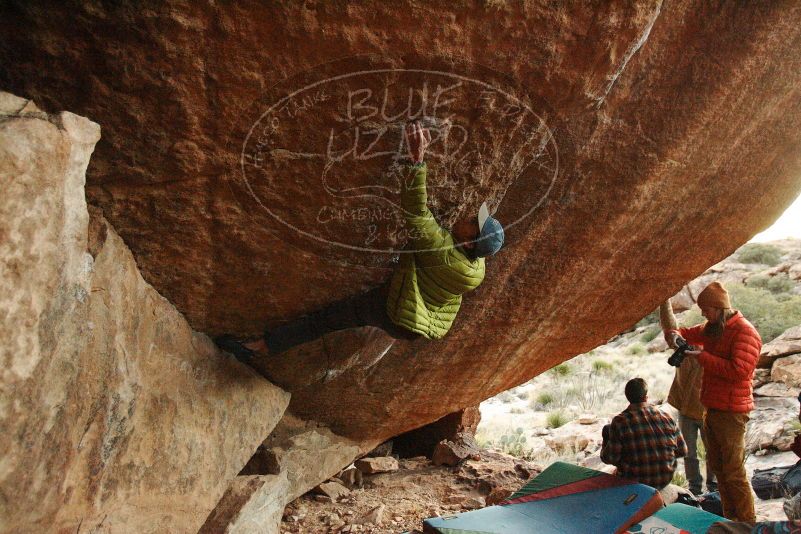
[
  {"x1": 422, "y1": 461, "x2": 663, "y2": 534},
  {"x1": 625, "y1": 503, "x2": 726, "y2": 534}
]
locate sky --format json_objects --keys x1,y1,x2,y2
[{"x1": 750, "y1": 193, "x2": 801, "y2": 242}]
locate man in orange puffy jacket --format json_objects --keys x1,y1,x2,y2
[{"x1": 662, "y1": 281, "x2": 761, "y2": 522}]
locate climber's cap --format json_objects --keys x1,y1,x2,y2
[{"x1": 474, "y1": 202, "x2": 505, "y2": 258}]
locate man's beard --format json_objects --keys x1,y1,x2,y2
[{"x1": 703, "y1": 315, "x2": 725, "y2": 338}]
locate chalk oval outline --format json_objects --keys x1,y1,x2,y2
[{"x1": 241, "y1": 67, "x2": 559, "y2": 254}]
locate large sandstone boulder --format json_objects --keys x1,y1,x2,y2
[
  {"x1": 772, "y1": 354, "x2": 801, "y2": 388},
  {"x1": 394, "y1": 406, "x2": 482, "y2": 458},
  {"x1": 0, "y1": 94, "x2": 290, "y2": 533},
  {"x1": 543, "y1": 420, "x2": 608, "y2": 453},
  {"x1": 205, "y1": 415, "x2": 365, "y2": 533},
  {"x1": 260, "y1": 415, "x2": 365, "y2": 504},
  {"x1": 745, "y1": 397, "x2": 798, "y2": 453},
  {"x1": 455, "y1": 450, "x2": 539, "y2": 506},
  {"x1": 198, "y1": 474, "x2": 289, "y2": 534},
  {"x1": 432, "y1": 433, "x2": 482, "y2": 467},
  {"x1": 760, "y1": 325, "x2": 801, "y2": 369},
  {"x1": 3, "y1": 0, "x2": 801, "y2": 473}
]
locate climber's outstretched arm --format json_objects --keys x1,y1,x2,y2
[
  {"x1": 406, "y1": 121, "x2": 431, "y2": 164},
  {"x1": 660, "y1": 300, "x2": 679, "y2": 348},
  {"x1": 401, "y1": 122, "x2": 446, "y2": 251}
]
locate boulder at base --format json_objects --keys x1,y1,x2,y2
[{"x1": 0, "y1": 94, "x2": 290, "y2": 533}]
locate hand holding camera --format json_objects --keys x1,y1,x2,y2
[{"x1": 667, "y1": 336, "x2": 700, "y2": 367}]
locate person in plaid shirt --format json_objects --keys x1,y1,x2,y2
[{"x1": 601, "y1": 378, "x2": 688, "y2": 489}]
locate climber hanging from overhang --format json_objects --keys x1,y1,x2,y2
[{"x1": 215, "y1": 121, "x2": 505, "y2": 361}]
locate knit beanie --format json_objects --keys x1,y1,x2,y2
[{"x1": 697, "y1": 281, "x2": 731, "y2": 309}]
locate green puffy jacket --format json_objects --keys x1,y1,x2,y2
[{"x1": 386, "y1": 162, "x2": 485, "y2": 339}]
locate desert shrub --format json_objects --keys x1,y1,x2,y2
[
  {"x1": 728, "y1": 284, "x2": 801, "y2": 342},
  {"x1": 475, "y1": 434, "x2": 491, "y2": 449},
  {"x1": 747, "y1": 273, "x2": 795, "y2": 295},
  {"x1": 592, "y1": 359, "x2": 614, "y2": 373},
  {"x1": 627, "y1": 343, "x2": 646, "y2": 356},
  {"x1": 571, "y1": 372, "x2": 616, "y2": 412},
  {"x1": 550, "y1": 363, "x2": 572, "y2": 377},
  {"x1": 531, "y1": 391, "x2": 554, "y2": 410},
  {"x1": 747, "y1": 274, "x2": 770, "y2": 289},
  {"x1": 680, "y1": 308, "x2": 703, "y2": 328},
  {"x1": 546, "y1": 410, "x2": 568, "y2": 429},
  {"x1": 509, "y1": 387, "x2": 528, "y2": 400},
  {"x1": 510, "y1": 407, "x2": 525, "y2": 415},
  {"x1": 497, "y1": 391, "x2": 515, "y2": 403},
  {"x1": 767, "y1": 275, "x2": 795, "y2": 294},
  {"x1": 737, "y1": 243, "x2": 782, "y2": 266},
  {"x1": 498, "y1": 427, "x2": 529, "y2": 457},
  {"x1": 640, "y1": 325, "x2": 661, "y2": 343},
  {"x1": 635, "y1": 309, "x2": 660, "y2": 329},
  {"x1": 562, "y1": 385, "x2": 582, "y2": 404},
  {"x1": 525, "y1": 442, "x2": 583, "y2": 466}
]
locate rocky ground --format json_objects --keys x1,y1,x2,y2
[
  {"x1": 278, "y1": 451, "x2": 538, "y2": 533},
  {"x1": 278, "y1": 240, "x2": 801, "y2": 531}
]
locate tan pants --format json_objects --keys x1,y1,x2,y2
[{"x1": 703, "y1": 409, "x2": 755, "y2": 522}]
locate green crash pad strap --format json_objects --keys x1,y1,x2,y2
[
  {"x1": 506, "y1": 461, "x2": 606, "y2": 501},
  {"x1": 503, "y1": 472, "x2": 633, "y2": 505}
]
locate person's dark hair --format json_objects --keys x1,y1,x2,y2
[{"x1": 624, "y1": 378, "x2": 648, "y2": 403}]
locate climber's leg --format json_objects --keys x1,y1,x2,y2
[
  {"x1": 243, "y1": 338, "x2": 267, "y2": 352},
  {"x1": 215, "y1": 334, "x2": 257, "y2": 364},
  {"x1": 265, "y1": 285, "x2": 406, "y2": 354},
  {"x1": 217, "y1": 284, "x2": 418, "y2": 359},
  {"x1": 357, "y1": 284, "x2": 420, "y2": 340}
]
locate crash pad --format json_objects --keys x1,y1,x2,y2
[
  {"x1": 423, "y1": 462, "x2": 663, "y2": 534},
  {"x1": 626, "y1": 503, "x2": 726, "y2": 534}
]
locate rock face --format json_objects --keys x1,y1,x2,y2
[
  {"x1": 432, "y1": 434, "x2": 482, "y2": 467},
  {"x1": 261, "y1": 415, "x2": 365, "y2": 504},
  {"x1": 313, "y1": 481, "x2": 352, "y2": 501},
  {"x1": 746, "y1": 397, "x2": 798, "y2": 453},
  {"x1": 198, "y1": 474, "x2": 289, "y2": 534},
  {"x1": 203, "y1": 414, "x2": 366, "y2": 534},
  {"x1": 543, "y1": 420, "x2": 607, "y2": 453},
  {"x1": 394, "y1": 406, "x2": 481, "y2": 458},
  {"x1": 0, "y1": 94, "x2": 290, "y2": 533},
  {"x1": 355, "y1": 457, "x2": 400, "y2": 475},
  {"x1": 4, "y1": 0, "x2": 801, "y2": 476},
  {"x1": 772, "y1": 354, "x2": 801, "y2": 389},
  {"x1": 761, "y1": 325, "x2": 801, "y2": 368}
]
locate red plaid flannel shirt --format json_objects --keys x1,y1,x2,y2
[{"x1": 600, "y1": 402, "x2": 687, "y2": 489}]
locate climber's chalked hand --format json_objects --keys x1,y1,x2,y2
[{"x1": 405, "y1": 121, "x2": 431, "y2": 164}]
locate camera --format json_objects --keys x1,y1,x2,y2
[{"x1": 668, "y1": 336, "x2": 694, "y2": 367}]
